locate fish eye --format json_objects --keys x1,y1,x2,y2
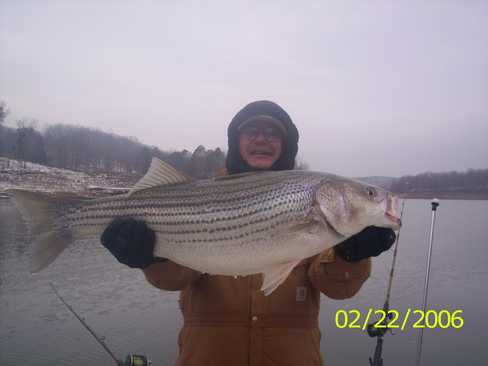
[{"x1": 365, "y1": 187, "x2": 377, "y2": 198}]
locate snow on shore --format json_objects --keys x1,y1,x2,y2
[{"x1": 0, "y1": 158, "x2": 139, "y2": 196}]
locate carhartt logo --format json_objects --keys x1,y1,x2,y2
[{"x1": 296, "y1": 286, "x2": 307, "y2": 302}]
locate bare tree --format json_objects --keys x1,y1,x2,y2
[
  {"x1": 295, "y1": 158, "x2": 309, "y2": 170},
  {"x1": 0, "y1": 101, "x2": 8, "y2": 156},
  {"x1": 0, "y1": 100, "x2": 8, "y2": 126},
  {"x1": 14, "y1": 120, "x2": 46, "y2": 166}
]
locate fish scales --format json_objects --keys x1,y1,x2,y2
[
  {"x1": 67, "y1": 171, "x2": 320, "y2": 251},
  {"x1": 69, "y1": 172, "x2": 293, "y2": 218},
  {"x1": 147, "y1": 172, "x2": 321, "y2": 274}
]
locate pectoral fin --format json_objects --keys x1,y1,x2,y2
[{"x1": 261, "y1": 260, "x2": 301, "y2": 296}]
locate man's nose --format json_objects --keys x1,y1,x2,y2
[{"x1": 254, "y1": 131, "x2": 268, "y2": 142}]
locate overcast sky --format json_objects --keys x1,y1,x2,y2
[{"x1": 1, "y1": 0, "x2": 487, "y2": 177}]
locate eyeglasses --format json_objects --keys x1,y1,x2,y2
[{"x1": 239, "y1": 126, "x2": 283, "y2": 143}]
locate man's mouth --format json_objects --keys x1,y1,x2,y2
[{"x1": 250, "y1": 149, "x2": 274, "y2": 156}]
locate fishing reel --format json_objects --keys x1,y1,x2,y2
[
  {"x1": 366, "y1": 322, "x2": 390, "y2": 338},
  {"x1": 123, "y1": 354, "x2": 151, "y2": 366},
  {"x1": 366, "y1": 307, "x2": 394, "y2": 338}
]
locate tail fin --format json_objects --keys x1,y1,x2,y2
[{"x1": 8, "y1": 189, "x2": 89, "y2": 273}]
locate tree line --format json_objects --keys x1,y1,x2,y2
[
  {"x1": 0, "y1": 102, "x2": 225, "y2": 178},
  {"x1": 390, "y1": 169, "x2": 488, "y2": 194},
  {"x1": 1, "y1": 101, "x2": 486, "y2": 192}
]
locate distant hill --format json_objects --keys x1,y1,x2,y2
[
  {"x1": 356, "y1": 170, "x2": 488, "y2": 200},
  {"x1": 390, "y1": 169, "x2": 488, "y2": 200}
]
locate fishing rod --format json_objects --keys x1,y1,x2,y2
[
  {"x1": 49, "y1": 282, "x2": 151, "y2": 366},
  {"x1": 415, "y1": 198, "x2": 440, "y2": 366},
  {"x1": 367, "y1": 200, "x2": 406, "y2": 366}
]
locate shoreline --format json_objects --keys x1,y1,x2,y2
[
  {"x1": 398, "y1": 192, "x2": 488, "y2": 200},
  {"x1": 0, "y1": 159, "x2": 138, "y2": 197},
  {"x1": 2, "y1": 158, "x2": 486, "y2": 200}
]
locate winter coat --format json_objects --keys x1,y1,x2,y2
[{"x1": 143, "y1": 246, "x2": 371, "y2": 366}]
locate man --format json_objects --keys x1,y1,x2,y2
[{"x1": 101, "y1": 100, "x2": 395, "y2": 366}]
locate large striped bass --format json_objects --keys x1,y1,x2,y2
[{"x1": 8, "y1": 158, "x2": 401, "y2": 295}]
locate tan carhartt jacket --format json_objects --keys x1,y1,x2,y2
[
  {"x1": 144, "y1": 252, "x2": 370, "y2": 366},
  {"x1": 142, "y1": 169, "x2": 371, "y2": 366}
]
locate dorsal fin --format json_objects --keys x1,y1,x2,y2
[{"x1": 129, "y1": 158, "x2": 192, "y2": 195}]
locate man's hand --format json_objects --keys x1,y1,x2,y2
[
  {"x1": 335, "y1": 226, "x2": 396, "y2": 262},
  {"x1": 101, "y1": 217, "x2": 164, "y2": 269}
]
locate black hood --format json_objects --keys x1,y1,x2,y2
[{"x1": 226, "y1": 100, "x2": 299, "y2": 174}]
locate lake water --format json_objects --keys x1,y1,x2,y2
[{"x1": 0, "y1": 199, "x2": 487, "y2": 366}]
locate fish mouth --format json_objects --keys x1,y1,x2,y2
[
  {"x1": 385, "y1": 211, "x2": 402, "y2": 227},
  {"x1": 385, "y1": 195, "x2": 402, "y2": 228}
]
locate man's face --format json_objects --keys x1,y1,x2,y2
[{"x1": 238, "y1": 121, "x2": 284, "y2": 170}]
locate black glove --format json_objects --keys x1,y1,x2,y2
[
  {"x1": 101, "y1": 217, "x2": 162, "y2": 269},
  {"x1": 335, "y1": 226, "x2": 396, "y2": 262}
]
